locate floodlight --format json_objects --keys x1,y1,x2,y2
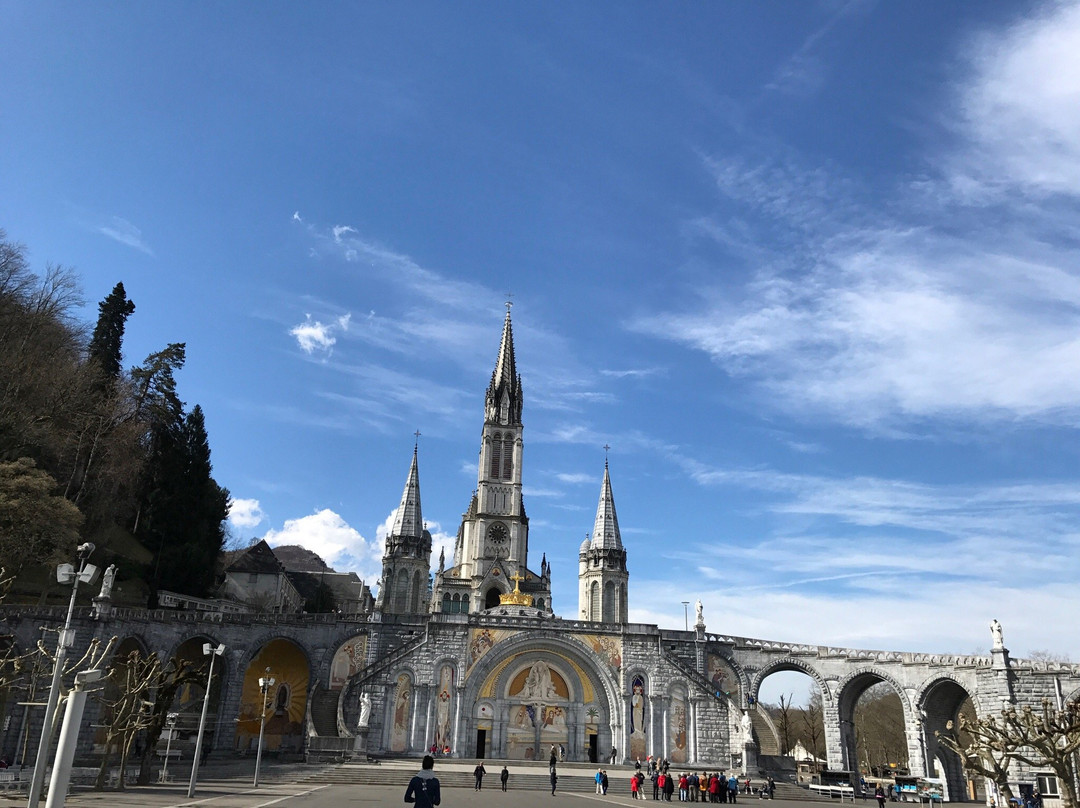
[
  {"x1": 74, "y1": 669, "x2": 104, "y2": 686},
  {"x1": 56, "y1": 564, "x2": 75, "y2": 584}
]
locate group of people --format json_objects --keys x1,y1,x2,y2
[{"x1": 631, "y1": 758, "x2": 775, "y2": 803}]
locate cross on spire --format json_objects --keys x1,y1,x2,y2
[
  {"x1": 414, "y1": 429, "x2": 421, "y2": 448},
  {"x1": 505, "y1": 292, "x2": 514, "y2": 313}
]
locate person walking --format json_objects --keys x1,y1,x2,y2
[
  {"x1": 652, "y1": 770, "x2": 661, "y2": 800},
  {"x1": 601, "y1": 770, "x2": 609, "y2": 795},
  {"x1": 632, "y1": 773, "x2": 641, "y2": 799},
  {"x1": 501, "y1": 765, "x2": 510, "y2": 792},
  {"x1": 728, "y1": 775, "x2": 739, "y2": 804},
  {"x1": 875, "y1": 786, "x2": 886, "y2": 808},
  {"x1": 550, "y1": 764, "x2": 558, "y2": 796},
  {"x1": 597, "y1": 768, "x2": 605, "y2": 794},
  {"x1": 405, "y1": 755, "x2": 442, "y2": 808},
  {"x1": 474, "y1": 761, "x2": 487, "y2": 790}
]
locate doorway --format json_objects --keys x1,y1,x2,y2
[
  {"x1": 476, "y1": 728, "x2": 487, "y2": 759},
  {"x1": 588, "y1": 733, "x2": 598, "y2": 763}
]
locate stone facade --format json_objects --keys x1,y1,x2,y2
[{"x1": 3, "y1": 309, "x2": 1079, "y2": 804}]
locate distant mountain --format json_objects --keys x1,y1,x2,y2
[{"x1": 272, "y1": 544, "x2": 332, "y2": 572}]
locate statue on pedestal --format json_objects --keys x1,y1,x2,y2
[
  {"x1": 98, "y1": 564, "x2": 117, "y2": 599},
  {"x1": 990, "y1": 619, "x2": 1004, "y2": 651},
  {"x1": 358, "y1": 691, "x2": 372, "y2": 728}
]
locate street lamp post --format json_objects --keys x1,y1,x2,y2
[
  {"x1": 187, "y1": 642, "x2": 225, "y2": 798},
  {"x1": 43, "y1": 668, "x2": 104, "y2": 808},
  {"x1": 27, "y1": 543, "x2": 98, "y2": 808},
  {"x1": 253, "y1": 668, "x2": 275, "y2": 787},
  {"x1": 160, "y1": 713, "x2": 178, "y2": 783}
]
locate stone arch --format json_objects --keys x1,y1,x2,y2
[
  {"x1": 917, "y1": 675, "x2": 978, "y2": 802},
  {"x1": 461, "y1": 631, "x2": 620, "y2": 762},
  {"x1": 484, "y1": 586, "x2": 503, "y2": 610},
  {"x1": 751, "y1": 657, "x2": 831, "y2": 705},
  {"x1": 835, "y1": 666, "x2": 913, "y2": 776},
  {"x1": 234, "y1": 636, "x2": 311, "y2": 754}
]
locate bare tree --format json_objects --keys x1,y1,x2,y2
[
  {"x1": 937, "y1": 699, "x2": 1080, "y2": 808},
  {"x1": 804, "y1": 691, "x2": 826, "y2": 761},
  {"x1": 774, "y1": 694, "x2": 795, "y2": 755}
]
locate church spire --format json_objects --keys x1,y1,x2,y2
[
  {"x1": 390, "y1": 444, "x2": 423, "y2": 540},
  {"x1": 486, "y1": 304, "x2": 523, "y2": 425},
  {"x1": 590, "y1": 458, "x2": 623, "y2": 550}
]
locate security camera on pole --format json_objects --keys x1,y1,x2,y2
[
  {"x1": 27, "y1": 543, "x2": 99, "y2": 808},
  {"x1": 187, "y1": 642, "x2": 225, "y2": 798}
]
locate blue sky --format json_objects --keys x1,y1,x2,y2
[{"x1": 4, "y1": 1, "x2": 1080, "y2": 670}]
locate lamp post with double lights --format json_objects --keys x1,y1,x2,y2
[
  {"x1": 27, "y1": 542, "x2": 99, "y2": 808},
  {"x1": 187, "y1": 642, "x2": 225, "y2": 797},
  {"x1": 253, "y1": 668, "x2": 275, "y2": 787}
]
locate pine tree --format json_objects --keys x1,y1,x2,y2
[{"x1": 87, "y1": 282, "x2": 135, "y2": 380}]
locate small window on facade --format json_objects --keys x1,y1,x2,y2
[
  {"x1": 1037, "y1": 775, "x2": 1059, "y2": 797},
  {"x1": 502, "y1": 437, "x2": 514, "y2": 479},
  {"x1": 490, "y1": 434, "x2": 502, "y2": 478}
]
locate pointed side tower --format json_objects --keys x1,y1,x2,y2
[
  {"x1": 376, "y1": 443, "x2": 432, "y2": 615},
  {"x1": 432, "y1": 304, "x2": 552, "y2": 615},
  {"x1": 578, "y1": 459, "x2": 629, "y2": 623}
]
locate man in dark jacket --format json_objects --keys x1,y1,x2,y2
[
  {"x1": 474, "y1": 761, "x2": 487, "y2": 790},
  {"x1": 405, "y1": 756, "x2": 441, "y2": 808}
]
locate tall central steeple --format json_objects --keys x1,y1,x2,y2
[
  {"x1": 430, "y1": 305, "x2": 552, "y2": 615},
  {"x1": 485, "y1": 305, "x2": 523, "y2": 427},
  {"x1": 377, "y1": 442, "x2": 432, "y2": 615}
]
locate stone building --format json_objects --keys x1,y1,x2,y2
[{"x1": 3, "y1": 308, "x2": 1080, "y2": 805}]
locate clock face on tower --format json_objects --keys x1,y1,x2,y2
[{"x1": 487, "y1": 522, "x2": 508, "y2": 556}]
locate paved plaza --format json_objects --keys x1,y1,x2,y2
[{"x1": 0, "y1": 759, "x2": 844, "y2": 808}]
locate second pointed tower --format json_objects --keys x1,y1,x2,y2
[
  {"x1": 578, "y1": 459, "x2": 629, "y2": 623},
  {"x1": 376, "y1": 444, "x2": 432, "y2": 615}
]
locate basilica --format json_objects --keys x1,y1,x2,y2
[
  {"x1": 353, "y1": 306, "x2": 719, "y2": 764},
  {"x1": 4, "y1": 310, "x2": 1076, "y2": 804}
]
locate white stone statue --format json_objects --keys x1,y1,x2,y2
[
  {"x1": 990, "y1": 619, "x2": 1004, "y2": 651},
  {"x1": 519, "y1": 660, "x2": 557, "y2": 701},
  {"x1": 741, "y1": 710, "x2": 754, "y2": 744},
  {"x1": 695, "y1": 599, "x2": 704, "y2": 627},
  {"x1": 98, "y1": 564, "x2": 117, "y2": 599},
  {"x1": 358, "y1": 691, "x2": 372, "y2": 728}
]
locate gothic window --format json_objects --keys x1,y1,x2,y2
[
  {"x1": 536, "y1": 598, "x2": 545, "y2": 610},
  {"x1": 442, "y1": 593, "x2": 451, "y2": 613},
  {"x1": 409, "y1": 570, "x2": 421, "y2": 613},
  {"x1": 502, "y1": 437, "x2": 514, "y2": 479},
  {"x1": 589, "y1": 581, "x2": 599, "y2": 620},
  {"x1": 461, "y1": 595, "x2": 470, "y2": 613},
  {"x1": 393, "y1": 569, "x2": 408, "y2": 614},
  {"x1": 603, "y1": 581, "x2": 616, "y2": 623},
  {"x1": 485, "y1": 587, "x2": 501, "y2": 609},
  {"x1": 490, "y1": 433, "x2": 502, "y2": 478}
]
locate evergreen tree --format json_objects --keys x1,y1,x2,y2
[
  {"x1": 87, "y1": 282, "x2": 135, "y2": 381},
  {"x1": 138, "y1": 403, "x2": 229, "y2": 602}
]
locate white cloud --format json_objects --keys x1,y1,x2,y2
[
  {"x1": 289, "y1": 312, "x2": 351, "y2": 356},
  {"x1": 264, "y1": 509, "x2": 382, "y2": 584},
  {"x1": 555, "y1": 472, "x2": 595, "y2": 485},
  {"x1": 98, "y1": 216, "x2": 153, "y2": 255},
  {"x1": 637, "y1": 3, "x2": 1080, "y2": 431},
  {"x1": 227, "y1": 497, "x2": 266, "y2": 528},
  {"x1": 953, "y1": 0, "x2": 1080, "y2": 198}
]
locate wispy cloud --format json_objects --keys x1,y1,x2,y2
[
  {"x1": 98, "y1": 216, "x2": 153, "y2": 255},
  {"x1": 764, "y1": 0, "x2": 874, "y2": 96},
  {"x1": 637, "y1": 2, "x2": 1080, "y2": 432}
]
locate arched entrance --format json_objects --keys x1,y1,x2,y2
[
  {"x1": 837, "y1": 670, "x2": 909, "y2": 776},
  {"x1": 235, "y1": 638, "x2": 310, "y2": 754},
  {"x1": 920, "y1": 678, "x2": 978, "y2": 802},
  {"x1": 462, "y1": 637, "x2": 617, "y2": 763}
]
